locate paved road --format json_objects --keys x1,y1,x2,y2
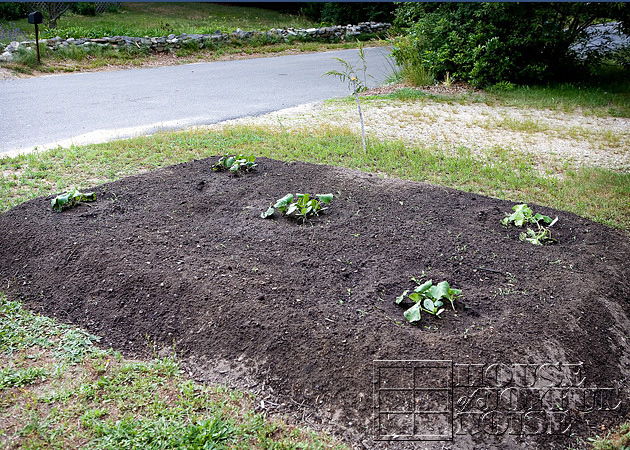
[{"x1": 0, "y1": 47, "x2": 393, "y2": 156}]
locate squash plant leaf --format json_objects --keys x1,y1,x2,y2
[
  {"x1": 404, "y1": 303, "x2": 422, "y2": 323},
  {"x1": 261, "y1": 206, "x2": 275, "y2": 219},
  {"x1": 414, "y1": 280, "x2": 433, "y2": 293},
  {"x1": 396, "y1": 277, "x2": 462, "y2": 324},
  {"x1": 264, "y1": 193, "x2": 333, "y2": 223},
  {"x1": 274, "y1": 194, "x2": 294, "y2": 211},
  {"x1": 429, "y1": 281, "x2": 451, "y2": 301},
  {"x1": 317, "y1": 194, "x2": 334, "y2": 204},
  {"x1": 213, "y1": 154, "x2": 257, "y2": 174},
  {"x1": 51, "y1": 188, "x2": 96, "y2": 212},
  {"x1": 502, "y1": 204, "x2": 559, "y2": 246},
  {"x1": 395, "y1": 290, "x2": 409, "y2": 304}
]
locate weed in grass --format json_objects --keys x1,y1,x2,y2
[
  {"x1": 0, "y1": 367, "x2": 49, "y2": 390},
  {"x1": 389, "y1": 34, "x2": 435, "y2": 86}
]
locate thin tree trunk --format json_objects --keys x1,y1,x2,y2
[{"x1": 355, "y1": 92, "x2": 366, "y2": 154}]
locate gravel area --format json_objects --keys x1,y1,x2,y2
[{"x1": 206, "y1": 88, "x2": 630, "y2": 172}]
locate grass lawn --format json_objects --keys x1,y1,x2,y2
[{"x1": 3, "y1": 2, "x2": 318, "y2": 40}]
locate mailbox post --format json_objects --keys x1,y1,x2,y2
[{"x1": 28, "y1": 11, "x2": 43, "y2": 64}]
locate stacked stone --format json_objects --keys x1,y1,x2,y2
[{"x1": 0, "y1": 22, "x2": 390, "y2": 61}]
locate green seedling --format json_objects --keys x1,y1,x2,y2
[
  {"x1": 501, "y1": 203, "x2": 555, "y2": 227},
  {"x1": 322, "y1": 41, "x2": 372, "y2": 154},
  {"x1": 396, "y1": 279, "x2": 462, "y2": 324},
  {"x1": 501, "y1": 203, "x2": 558, "y2": 245},
  {"x1": 261, "y1": 193, "x2": 333, "y2": 223},
  {"x1": 212, "y1": 154, "x2": 257, "y2": 174},
  {"x1": 51, "y1": 188, "x2": 96, "y2": 212},
  {"x1": 520, "y1": 227, "x2": 557, "y2": 246}
]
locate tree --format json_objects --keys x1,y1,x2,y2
[
  {"x1": 27, "y1": 2, "x2": 72, "y2": 29},
  {"x1": 393, "y1": 2, "x2": 630, "y2": 87}
]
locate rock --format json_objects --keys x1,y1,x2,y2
[
  {"x1": 0, "y1": 51, "x2": 13, "y2": 62},
  {"x1": 0, "y1": 22, "x2": 391, "y2": 59}
]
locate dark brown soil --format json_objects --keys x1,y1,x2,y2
[{"x1": 1, "y1": 157, "x2": 629, "y2": 449}]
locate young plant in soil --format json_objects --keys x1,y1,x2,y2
[
  {"x1": 322, "y1": 41, "x2": 372, "y2": 154},
  {"x1": 51, "y1": 188, "x2": 96, "y2": 212},
  {"x1": 501, "y1": 203, "x2": 558, "y2": 245},
  {"x1": 212, "y1": 154, "x2": 257, "y2": 174},
  {"x1": 395, "y1": 279, "x2": 462, "y2": 324},
  {"x1": 261, "y1": 193, "x2": 333, "y2": 223}
]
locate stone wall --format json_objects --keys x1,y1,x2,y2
[{"x1": 0, "y1": 22, "x2": 390, "y2": 62}]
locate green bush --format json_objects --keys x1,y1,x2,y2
[
  {"x1": 0, "y1": 2, "x2": 29, "y2": 21},
  {"x1": 393, "y1": 3, "x2": 630, "y2": 87},
  {"x1": 301, "y1": 2, "x2": 396, "y2": 25},
  {"x1": 390, "y1": 35, "x2": 434, "y2": 86},
  {"x1": 72, "y1": 3, "x2": 98, "y2": 17}
]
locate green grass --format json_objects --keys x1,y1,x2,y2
[
  {"x1": 371, "y1": 68, "x2": 630, "y2": 118},
  {"x1": 486, "y1": 77, "x2": 630, "y2": 118},
  {"x1": 3, "y1": 2, "x2": 318, "y2": 41},
  {"x1": 587, "y1": 421, "x2": 630, "y2": 450},
  {"x1": 1, "y1": 125, "x2": 628, "y2": 231},
  {"x1": 2, "y1": 39, "x2": 366, "y2": 76},
  {"x1": 0, "y1": 294, "x2": 346, "y2": 449}
]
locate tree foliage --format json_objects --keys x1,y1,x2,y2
[
  {"x1": 27, "y1": 2, "x2": 72, "y2": 29},
  {"x1": 393, "y1": 2, "x2": 630, "y2": 87},
  {"x1": 300, "y1": 2, "x2": 396, "y2": 26},
  {"x1": 0, "y1": 2, "x2": 30, "y2": 21}
]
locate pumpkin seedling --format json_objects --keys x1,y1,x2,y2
[
  {"x1": 520, "y1": 227, "x2": 557, "y2": 246},
  {"x1": 395, "y1": 279, "x2": 462, "y2": 324},
  {"x1": 213, "y1": 154, "x2": 257, "y2": 174},
  {"x1": 51, "y1": 188, "x2": 96, "y2": 212},
  {"x1": 501, "y1": 203, "x2": 555, "y2": 227},
  {"x1": 501, "y1": 203, "x2": 558, "y2": 245},
  {"x1": 261, "y1": 193, "x2": 333, "y2": 223}
]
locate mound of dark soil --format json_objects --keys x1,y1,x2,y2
[{"x1": 1, "y1": 157, "x2": 629, "y2": 449}]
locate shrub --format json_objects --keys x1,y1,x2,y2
[
  {"x1": 0, "y1": 2, "x2": 29, "y2": 21},
  {"x1": 393, "y1": 3, "x2": 630, "y2": 87},
  {"x1": 389, "y1": 35, "x2": 434, "y2": 86},
  {"x1": 300, "y1": 2, "x2": 396, "y2": 25},
  {"x1": 72, "y1": 2, "x2": 98, "y2": 17}
]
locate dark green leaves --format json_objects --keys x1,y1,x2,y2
[
  {"x1": 51, "y1": 188, "x2": 96, "y2": 212},
  {"x1": 501, "y1": 203, "x2": 558, "y2": 245},
  {"x1": 261, "y1": 193, "x2": 333, "y2": 223},
  {"x1": 396, "y1": 278, "x2": 463, "y2": 324},
  {"x1": 212, "y1": 154, "x2": 257, "y2": 174}
]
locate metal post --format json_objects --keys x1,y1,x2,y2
[{"x1": 35, "y1": 23, "x2": 40, "y2": 64}]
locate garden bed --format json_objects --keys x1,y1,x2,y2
[{"x1": 1, "y1": 156, "x2": 628, "y2": 448}]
